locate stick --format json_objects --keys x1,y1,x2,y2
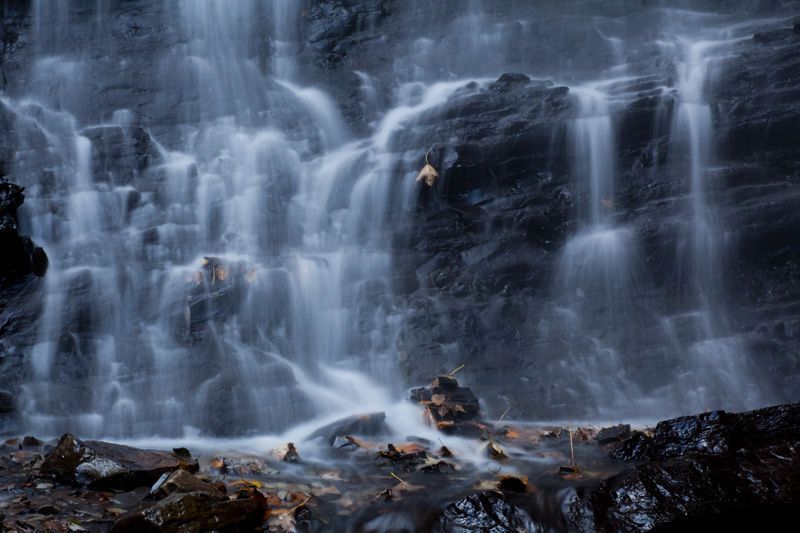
[
  {"x1": 390, "y1": 472, "x2": 406, "y2": 484},
  {"x1": 569, "y1": 423, "x2": 575, "y2": 467},
  {"x1": 448, "y1": 364, "x2": 464, "y2": 377},
  {"x1": 424, "y1": 144, "x2": 436, "y2": 165},
  {"x1": 288, "y1": 496, "x2": 311, "y2": 514},
  {"x1": 497, "y1": 406, "x2": 511, "y2": 424}
]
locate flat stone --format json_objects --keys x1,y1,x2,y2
[{"x1": 40, "y1": 433, "x2": 198, "y2": 490}]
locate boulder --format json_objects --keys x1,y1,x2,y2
[
  {"x1": 308, "y1": 412, "x2": 388, "y2": 446},
  {"x1": 39, "y1": 433, "x2": 198, "y2": 490},
  {"x1": 113, "y1": 487, "x2": 266, "y2": 532},
  {"x1": 150, "y1": 469, "x2": 224, "y2": 499},
  {"x1": 611, "y1": 403, "x2": 800, "y2": 462},
  {"x1": 595, "y1": 424, "x2": 631, "y2": 446},
  {"x1": 412, "y1": 376, "x2": 484, "y2": 437},
  {"x1": 609, "y1": 431, "x2": 653, "y2": 461},
  {"x1": 649, "y1": 410, "x2": 733, "y2": 460},
  {"x1": 435, "y1": 492, "x2": 541, "y2": 533},
  {"x1": 569, "y1": 444, "x2": 800, "y2": 532},
  {"x1": 375, "y1": 443, "x2": 427, "y2": 473}
]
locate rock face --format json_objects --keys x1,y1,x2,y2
[
  {"x1": 0, "y1": 180, "x2": 47, "y2": 285},
  {"x1": 610, "y1": 402, "x2": 800, "y2": 461},
  {"x1": 569, "y1": 403, "x2": 800, "y2": 531},
  {"x1": 390, "y1": 14, "x2": 800, "y2": 418},
  {"x1": 40, "y1": 433, "x2": 199, "y2": 490},
  {"x1": 0, "y1": 0, "x2": 798, "y2": 434}
]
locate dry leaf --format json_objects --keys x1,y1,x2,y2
[
  {"x1": 486, "y1": 441, "x2": 507, "y2": 460},
  {"x1": 416, "y1": 163, "x2": 438, "y2": 187}
]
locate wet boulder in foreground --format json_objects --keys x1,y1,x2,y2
[
  {"x1": 113, "y1": 487, "x2": 266, "y2": 533},
  {"x1": 435, "y1": 491, "x2": 542, "y2": 532},
  {"x1": 610, "y1": 402, "x2": 800, "y2": 461},
  {"x1": 571, "y1": 403, "x2": 800, "y2": 531},
  {"x1": 149, "y1": 468, "x2": 225, "y2": 499},
  {"x1": 568, "y1": 443, "x2": 800, "y2": 532},
  {"x1": 39, "y1": 433, "x2": 199, "y2": 490}
]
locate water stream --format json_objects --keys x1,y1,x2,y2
[{"x1": 2, "y1": 2, "x2": 785, "y2": 443}]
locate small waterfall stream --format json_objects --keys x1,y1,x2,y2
[
  {"x1": 8, "y1": 0, "x2": 495, "y2": 440},
  {"x1": 1, "y1": 2, "x2": 788, "y2": 442}
]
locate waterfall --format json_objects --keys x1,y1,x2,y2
[
  {"x1": 664, "y1": 36, "x2": 765, "y2": 412},
  {"x1": 2, "y1": 1, "x2": 789, "y2": 441},
  {"x1": 10, "y1": 0, "x2": 483, "y2": 439}
]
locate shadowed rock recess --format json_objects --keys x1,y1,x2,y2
[{"x1": 1, "y1": 0, "x2": 799, "y2": 531}]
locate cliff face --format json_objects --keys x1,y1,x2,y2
[{"x1": 0, "y1": 0, "x2": 798, "y2": 432}]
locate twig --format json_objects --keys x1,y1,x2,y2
[
  {"x1": 448, "y1": 364, "x2": 464, "y2": 377},
  {"x1": 390, "y1": 472, "x2": 406, "y2": 484},
  {"x1": 288, "y1": 496, "x2": 311, "y2": 514},
  {"x1": 497, "y1": 406, "x2": 511, "y2": 424},
  {"x1": 569, "y1": 423, "x2": 575, "y2": 467},
  {"x1": 424, "y1": 144, "x2": 437, "y2": 166}
]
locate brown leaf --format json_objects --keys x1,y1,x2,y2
[{"x1": 416, "y1": 163, "x2": 438, "y2": 187}]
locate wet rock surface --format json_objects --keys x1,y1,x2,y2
[
  {"x1": 309, "y1": 412, "x2": 389, "y2": 446},
  {"x1": 569, "y1": 402, "x2": 800, "y2": 532},
  {"x1": 0, "y1": 0, "x2": 797, "y2": 434},
  {"x1": 0, "y1": 180, "x2": 47, "y2": 286},
  {"x1": 435, "y1": 491, "x2": 541, "y2": 532},
  {"x1": 40, "y1": 433, "x2": 199, "y2": 490},
  {"x1": 1, "y1": 401, "x2": 799, "y2": 531},
  {"x1": 411, "y1": 375, "x2": 486, "y2": 437},
  {"x1": 113, "y1": 487, "x2": 267, "y2": 533}
]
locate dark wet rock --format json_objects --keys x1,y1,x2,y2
[
  {"x1": 0, "y1": 390, "x2": 13, "y2": 415},
  {"x1": 420, "y1": 460, "x2": 455, "y2": 474},
  {"x1": 21, "y1": 436, "x2": 41, "y2": 448},
  {"x1": 281, "y1": 442, "x2": 300, "y2": 463},
  {"x1": 113, "y1": 487, "x2": 266, "y2": 533},
  {"x1": 172, "y1": 447, "x2": 191, "y2": 458},
  {"x1": 305, "y1": 0, "x2": 388, "y2": 70},
  {"x1": 595, "y1": 424, "x2": 631, "y2": 446},
  {"x1": 569, "y1": 444, "x2": 800, "y2": 532},
  {"x1": 309, "y1": 412, "x2": 388, "y2": 446},
  {"x1": 81, "y1": 125, "x2": 161, "y2": 186},
  {"x1": 376, "y1": 443, "x2": 427, "y2": 473},
  {"x1": 40, "y1": 433, "x2": 199, "y2": 490},
  {"x1": 150, "y1": 469, "x2": 224, "y2": 500},
  {"x1": 0, "y1": 180, "x2": 47, "y2": 286},
  {"x1": 612, "y1": 403, "x2": 800, "y2": 462},
  {"x1": 412, "y1": 376, "x2": 486, "y2": 437},
  {"x1": 209, "y1": 456, "x2": 263, "y2": 477},
  {"x1": 649, "y1": 410, "x2": 733, "y2": 459},
  {"x1": 586, "y1": 403, "x2": 800, "y2": 530},
  {"x1": 609, "y1": 431, "x2": 653, "y2": 461},
  {"x1": 435, "y1": 492, "x2": 541, "y2": 533}
]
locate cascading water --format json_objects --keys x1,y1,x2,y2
[
  {"x1": 662, "y1": 35, "x2": 765, "y2": 412},
  {"x1": 1, "y1": 1, "x2": 790, "y2": 446},
  {"x1": 8, "y1": 0, "x2": 490, "y2": 441},
  {"x1": 547, "y1": 85, "x2": 643, "y2": 418}
]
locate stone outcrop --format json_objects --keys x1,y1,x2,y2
[
  {"x1": 410, "y1": 375, "x2": 485, "y2": 437},
  {"x1": 112, "y1": 487, "x2": 267, "y2": 533},
  {"x1": 40, "y1": 433, "x2": 199, "y2": 490},
  {"x1": 0, "y1": 180, "x2": 47, "y2": 286},
  {"x1": 569, "y1": 403, "x2": 800, "y2": 531}
]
